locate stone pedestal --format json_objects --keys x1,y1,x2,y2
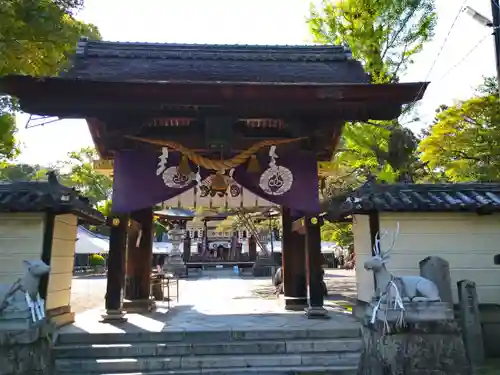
[
  {"x1": 100, "y1": 309, "x2": 127, "y2": 323},
  {"x1": 0, "y1": 320, "x2": 54, "y2": 375},
  {"x1": 122, "y1": 299, "x2": 155, "y2": 313},
  {"x1": 164, "y1": 254, "x2": 186, "y2": 277},
  {"x1": 358, "y1": 301, "x2": 471, "y2": 375}
]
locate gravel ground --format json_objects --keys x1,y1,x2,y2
[
  {"x1": 248, "y1": 269, "x2": 357, "y2": 305},
  {"x1": 70, "y1": 269, "x2": 357, "y2": 314},
  {"x1": 70, "y1": 275, "x2": 107, "y2": 314}
]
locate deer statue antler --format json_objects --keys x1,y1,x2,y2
[
  {"x1": 373, "y1": 229, "x2": 389, "y2": 256},
  {"x1": 380, "y1": 222, "x2": 400, "y2": 260}
]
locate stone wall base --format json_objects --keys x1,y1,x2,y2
[
  {"x1": 358, "y1": 319, "x2": 471, "y2": 375},
  {"x1": 0, "y1": 324, "x2": 53, "y2": 375}
]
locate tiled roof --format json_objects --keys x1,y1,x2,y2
[
  {"x1": 0, "y1": 172, "x2": 105, "y2": 224},
  {"x1": 63, "y1": 40, "x2": 369, "y2": 84},
  {"x1": 324, "y1": 182, "x2": 500, "y2": 220},
  {"x1": 154, "y1": 208, "x2": 195, "y2": 219}
]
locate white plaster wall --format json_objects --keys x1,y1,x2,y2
[
  {"x1": 0, "y1": 213, "x2": 45, "y2": 284},
  {"x1": 356, "y1": 212, "x2": 500, "y2": 304},
  {"x1": 46, "y1": 214, "x2": 77, "y2": 311},
  {"x1": 352, "y1": 215, "x2": 374, "y2": 302}
]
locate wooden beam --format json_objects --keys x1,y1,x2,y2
[
  {"x1": 2, "y1": 76, "x2": 427, "y2": 106},
  {"x1": 22, "y1": 100, "x2": 402, "y2": 121}
]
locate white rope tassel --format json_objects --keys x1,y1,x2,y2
[
  {"x1": 195, "y1": 166, "x2": 202, "y2": 186},
  {"x1": 156, "y1": 147, "x2": 169, "y2": 176},
  {"x1": 372, "y1": 280, "x2": 406, "y2": 335},
  {"x1": 25, "y1": 292, "x2": 36, "y2": 322},
  {"x1": 136, "y1": 229, "x2": 143, "y2": 247},
  {"x1": 269, "y1": 145, "x2": 278, "y2": 167}
]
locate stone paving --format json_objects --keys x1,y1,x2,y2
[{"x1": 63, "y1": 269, "x2": 359, "y2": 335}]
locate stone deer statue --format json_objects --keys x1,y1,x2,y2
[
  {"x1": 0, "y1": 260, "x2": 51, "y2": 322},
  {"x1": 363, "y1": 223, "x2": 441, "y2": 302}
]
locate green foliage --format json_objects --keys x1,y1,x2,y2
[
  {"x1": 309, "y1": 0, "x2": 436, "y2": 83},
  {"x1": 309, "y1": 0, "x2": 437, "y2": 186},
  {"x1": 0, "y1": 0, "x2": 100, "y2": 160},
  {"x1": 0, "y1": 147, "x2": 112, "y2": 215},
  {"x1": 310, "y1": 0, "x2": 437, "y2": 243},
  {"x1": 0, "y1": 0, "x2": 100, "y2": 77},
  {"x1": 321, "y1": 221, "x2": 353, "y2": 248},
  {"x1": 58, "y1": 147, "x2": 113, "y2": 205},
  {"x1": 96, "y1": 199, "x2": 112, "y2": 217},
  {"x1": 420, "y1": 77, "x2": 500, "y2": 182},
  {"x1": 0, "y1": 98, "x2": 18, "y2": 160},
  {"x1": 0, "y1": 162, "x2": 47, "y2": 181},
  {"x1": 89, "y1": 253, "x2": 105, "y2": 266}
]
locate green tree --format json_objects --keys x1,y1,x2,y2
[
  {"x1": 321, "y1": 221, "x2": 353, "y2": 248},
  {"x1": 309, "y1": 0, "x2": 437, "y2": 182},
  {"x1": 89, "y1": 253, "x2": 105, "y2": 266},
  {"x1": 0, "y1": 162, "x2": 47, "y2": 181},
  {"x1": 419, "y1": 77, "x2": 500, "y2": 182},
  {"x1": 309, "y1": 0, "x2": 436, "y2": 84},
  {"x1": 58, "y1": 147, "x2": 113, "y2": 205},
  {"x1": 0, "y1": 0, "x2": 100, "y2": 160},
  {"x1": 310, "y1": 0, "x2": 437, "y2": 244}
]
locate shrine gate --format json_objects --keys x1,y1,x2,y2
[{"x1": 0, "y1": 40, "x2": 427, "y2": 319}]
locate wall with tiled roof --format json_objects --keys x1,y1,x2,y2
[{"x1": 325, "y1": 182, "x2": 500, "y2": 221}]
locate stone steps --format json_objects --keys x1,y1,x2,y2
[
  {"x1": 54, "y1": 328, "x2": 362, "y2": 374},
  {"x1": 56, "y1": 353, "x2": 360, "y2": 373},
  {"x1": 56, "y1": 327, "x2": 360, "y2": 345},
  {"x1": 63, "y1": 366, "x2": 358, "y2": 375},
  {"x1": 54, "y1": 338, "x2": 363, "y2": 358}
]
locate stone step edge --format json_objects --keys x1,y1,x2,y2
[
  {"x1": 55, "y1": 352, "x2": 361, "y2": 367},
  {"x1": 53, "y1": 337, "x2": 362, "y2": 351},
  {"x1": 55, "y1": 364, "x2": 359, "y2": 375},
  {"x1": 56, "y1": 351, "x2": 361, "y2": 361},
  {"x1": 56, "y1": 327, "x2": 361, "y2": 344}
]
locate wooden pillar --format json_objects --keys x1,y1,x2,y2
[
  {"x1": 124, "y1": 208, "x2": 153, "y2": 311},
  {"x1": 103, "y1": 213, "x2": 128, "y2": 321},
  {"x1": 249, "y1": 235, "x2": 257, "y2": 261},
  {"x1": 39, "y1": 212, "x2": 55, "y2": 300},
  {"x1": 183, "y1": 235, "x2": 191, "y2": 262},
  {"x1": 282, "y1": 208, "x2": 307, "y2": 310},
  {"x1": 305, "y1": 215, "x2": 329, "y2": 318}
]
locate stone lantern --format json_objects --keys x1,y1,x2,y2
[{"x1": 163, "y1": 224, "x2": 186, "y2": 276}]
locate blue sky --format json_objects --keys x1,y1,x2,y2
[{"x1": 14, "y1": 0, "x2": 497, "y2": 165}]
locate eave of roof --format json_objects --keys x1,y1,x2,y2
[
  {"x1": 0, "y1": 75, "x2": 428, "y2": 117},
  {"x1": 323, "y1": 182, "x2": 500, "y2": 221},
  {"x1": 154, "y1": 208, "x2": 195, "y2": 220},
  {"x1": 0, "y1": 174, "x2": 105, "y2": 225}
]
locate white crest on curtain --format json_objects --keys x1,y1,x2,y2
[
  {"x1": 156, "y1": 147, "x2": 192, "y2": 188},
  {"x1": 258, "y1": 145, "x2": 293, "y2": 196}
]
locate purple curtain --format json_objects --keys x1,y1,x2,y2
[
  {"x1": 112, "y1": 148, "x2": 319, "y2": 213},
  {"x1": 232, "y1": 150, "x2": 319, "y2": 213}
]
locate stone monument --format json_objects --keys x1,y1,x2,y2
[
  {"x1": 358, "y1": 224, "x2": 471, "y2": 375},
  {"x1": 457, "y1": 279, "x2": 485, "y2": 370},
  {"x1": 419, "y1": 256, "x2": 454, "y2": 305},
  {"x1": 0, "y1": 260, "x2": 54, "y2": 375},
  {"x1": 163, "y1": 224, "x2": 186, "y2": 277}
]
